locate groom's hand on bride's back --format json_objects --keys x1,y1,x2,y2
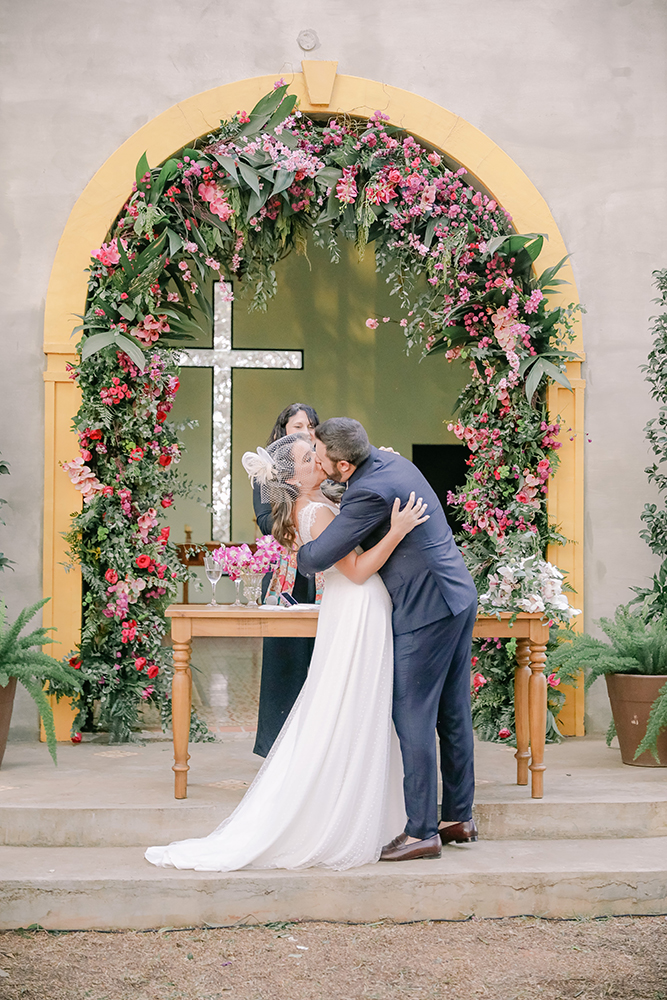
[{"x1": 390, "y1": 492, "x2": 429, "y2": 539}]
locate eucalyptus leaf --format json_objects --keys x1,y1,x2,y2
[
  {"x1": 248, "y1": 84, "x2": 288, "y2": 120},
  {"x1": 167, "y1": 228, "x2": 184, "y2": 256},
  {"x1": 423, "y1": 216, "x2": 437, "y2": 249},
  {"x1": 540, "y1": 359, "x2": 573, "y2": 390},
  {"x1": 315, "y1": 166, "x2": 343, "y2": 189},
  {"x1": 264, "y1": 94, "x2": 297, "y2": 132},
  {"x1": 118, "y1": 303, "x2": 136, "y2": 321},
  {"x1": 135, "y1": 152, "x2": 150, "y2": 187},
  {"x1": 153, "y1": 159, "x2": 179, "y2": 199},
  {"x1": 272, "y1": 169, "x2": 295, "y2": 196},
  {"x1": 113, "y1": 333, "x2": 147, "y2": 371},
  {"x1": 525, "y1": 358, "x2": 546, "y2": 402},
  {"x1": 80, "y1": 330, "x2": 116, "y2": 362},
  {"x1": 246, "y1": 185, "x2": 270, "y2": 221},
  {"x1": 116, "y1": 238, "x2": 135, "y2": 278},
  {"x1": 238, "y1": 162, "x2": 261, "y2": 196},
  {"x1": 214, "y1": 154, "x2": 239, "y2": 183}
]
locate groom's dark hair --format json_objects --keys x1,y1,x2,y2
[{"x1": 315, "y1": 418, "x2": 371, "y2": 467}]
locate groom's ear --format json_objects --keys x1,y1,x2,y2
[{"x1": 337, "y1": 459, "x2": 355, "y2": 481}]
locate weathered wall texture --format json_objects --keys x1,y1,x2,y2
[{"x1": 1, "y1": 0, "x2": 666, "y2": 734}]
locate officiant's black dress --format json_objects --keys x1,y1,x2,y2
[{"x1": 252, "y1": 483, "x2": 315, "y2": 757}]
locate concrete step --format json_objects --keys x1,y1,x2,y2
[
  {"x1": 1, "y1": 839, "x2": 666, "y2": 929},
  {"x1": 1, "y1": 738, "x2": 666, "y2": 846}
]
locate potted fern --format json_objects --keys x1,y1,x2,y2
[
  {"x1": 0, "y1": 598, "x2": 83, "y2": 766},
  {"x1": 548, "y1": 605, "x2": 667, "y2": 766}
]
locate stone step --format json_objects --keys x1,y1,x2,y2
[
  {"x1": 1, "y1": 738, "x2": 666, "y2": 847},
  {"x1": 2, "y1": 839, "x2": 666, "y2": 929}
]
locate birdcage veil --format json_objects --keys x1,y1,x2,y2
[{"x1": 241, "y1": 433, "x2": 309, "y2": 505}]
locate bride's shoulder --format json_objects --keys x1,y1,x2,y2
[{"x1": 297, "y1": 501, "x2": 336, "y2": 543}]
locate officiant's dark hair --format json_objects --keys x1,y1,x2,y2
[
  {"x1": 315, "y1": 418, "x2": 371, "y2": 467},
  {"x1": 267, "y1": 403, "x2": 319, "y2": 445}
]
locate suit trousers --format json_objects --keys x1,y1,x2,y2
[{"x1": 392, "y1": 600, "x2": 477, "y2": 841}]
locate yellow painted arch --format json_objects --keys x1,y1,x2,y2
[{"x1": 43, "y1": 72, "x2": 584, "y2": 737}]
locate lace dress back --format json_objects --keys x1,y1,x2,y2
[{"x1": 145, "y1": 501, "x2": 406, "y2": 872}]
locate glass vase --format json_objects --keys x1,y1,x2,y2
[{"x1": 240, "y1": 571, "x2": 264, "y2": 609}]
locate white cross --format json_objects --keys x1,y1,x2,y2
[{"x1": 179, "y1": 281, "x2": 303, "y2": 541}]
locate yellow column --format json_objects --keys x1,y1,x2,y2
[{"x1": 42, "y1": 346, "x2": 82, "y2": 739}]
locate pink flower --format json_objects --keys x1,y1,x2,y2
[
  {"x1": 547, "y1": 672, "x2": 560, "y2": 688},
  {"x1": 427, "y1": 152, "x2": 441, "y2": 166},
  {"x1": 365, "y1": 318, "x2": 379, "y2": 329},
  {"x1": 91, "y1": 238, "x2": 126, "y2": 267},
  {"x1": 472, "y1": 672, "x2": 487, "y2": 694},
  {"x1": 336, "y1": 167, "x2": 357, "y2": 205},
  {"x1": 498, "y1": 728, "x2": 511, "y2": 739},
  {"x1": 140, "y1": 685, "x2": 155, "y2": 701},
  {"x1": 524, "y1": 289, "x2": 544, "y2": 314}
]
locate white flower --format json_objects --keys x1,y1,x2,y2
[
  {"x1": 540, "y1": 579, "x2": 562, "y2": 601},
  {"x1": 516, "y1": 594, "x2": 545, "y2": 614}
]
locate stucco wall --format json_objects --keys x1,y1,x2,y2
[{"x1": 1, "y1": 0, "x2": 665, "y2": 735}]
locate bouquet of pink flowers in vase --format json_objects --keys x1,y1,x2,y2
[{"x1": 211, "y1": 536, "x2": 284, "y2": 606}]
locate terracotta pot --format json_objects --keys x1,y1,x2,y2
[
  {"x1": 0, "y1": 676, "x2": 18, "y2": 769},
  {"x1": 606, "y1": 673, "x2": 667, "y2": 767}
]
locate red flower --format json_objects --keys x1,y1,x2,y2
[
  {"x1": 147, "y1": 664, "x2": 159, "y2": 679},
  {"x1": 71, "y1": 732, "x2": 82, "y2": 743},
  {"x1": 160, "y1": 495, "x2": 174, "y2": 508},
  {"x1": 470, "y1": 656, "x2": 478, "y2": 667},
  {"x1": 68, "y1": 656, "x2": 82, "y2": 669},
  {"x1": 88, "y1": 429, "x2": 103, "y2": 441},
  {"x1": 498, "y1": 728, "x2": 511, "y2": 739},
  {"x1": 136, "y1": 554, "x2": 151, "y2": 569},
  {"x1": 102, "y1": 485, "x2": 114, "y2": 497},
  {"x1": 105, "y1": 568, "x2": 118, "y2": 585},
  {"x1": 472, "y1": 672, "x2": 487, "y2": 694},
  {"x1": 134, "y1": 657, "x2": 147, "y2": 671},
  {"x1": 158, "y1": 454, "x2": 172, "y2": 467},
  {"x1": 156, "y1": 410, "x2": 167, "y2": 423},
  {"x1": 129, "y1": 447, "x2": 144, "y2": 462}
]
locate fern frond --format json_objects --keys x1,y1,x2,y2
[{"x1": 634, "y1": 682, "x2": 667, "y2": 763}]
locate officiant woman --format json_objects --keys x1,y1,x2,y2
[{"x1": 251, "y1": 402, "x2": 322, "y2": 757}]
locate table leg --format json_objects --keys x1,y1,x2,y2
[
  {"x1": 172, "y1": 636, "x2": 192, "y2": 799},
  {"x1": 528, "y1": 641, "x2": 548, "y2": 798},
  {"x1": 514, "y1": 638, "x2": 531, "y2": 786}
]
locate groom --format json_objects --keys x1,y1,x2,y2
[{"x1": 297, "y1": 418, "x2": 479, "y2": 860}]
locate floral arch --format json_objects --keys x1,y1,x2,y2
[{"x1": 43, "y1": 70, "x2": 585, "y2": 741}]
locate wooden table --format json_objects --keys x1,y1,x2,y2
[{"x1": 167, "y1": 606, "x2": 551, "y2": 800}]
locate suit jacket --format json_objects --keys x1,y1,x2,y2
[{"x1": 297, "y1": 447, "x2": 477, "y2": 635}]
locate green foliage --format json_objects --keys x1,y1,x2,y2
[
  {"x1": 0, "y1": 450, "x2": 13, "y2": 573},
  {"x1": 547, "y1": 605, "x2": 667, "y2": 687},
  {"x1": 632, "y1": 270, "x2": 667, "y2": 618},
  {"x1": 635, "y1": 680, "x2": 667, "y2": 763},
  {"x1": 0, "y1": 599, "x2": 82, "y2": 764},
  {"x1": 471, "y1": 632, "x2": 566, "y2": 745}
]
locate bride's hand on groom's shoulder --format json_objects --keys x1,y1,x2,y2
[
  {"x1": 379, "y1": 445, "x2": 400, "y2": 455},
  {"x1": 391, "y1": 491, "x2": 429, "y2": 538}
]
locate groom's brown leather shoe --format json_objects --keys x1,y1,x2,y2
[
  {"x1": 379, "y1": 832, "x2": 441, "y2": 861},
  {"x1": 439, "y1": 819, "x2": 478, "y2": 845}
]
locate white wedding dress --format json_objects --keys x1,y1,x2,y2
[{"x1": 145, "y1": 501, "x2": 406, "y2": 871}]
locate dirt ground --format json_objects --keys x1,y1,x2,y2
[{"x1": 1, "y1": 916, "x2": 666, "y2": 1000}]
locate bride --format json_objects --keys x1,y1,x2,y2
[{"x1": 145, "y1": 433, "x2": 428, "y2": 871}]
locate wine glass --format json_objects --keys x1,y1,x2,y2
[{"x1": 204, "y1": 555, "x2": 223, "y2": 606}]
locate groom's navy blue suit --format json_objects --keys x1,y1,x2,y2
[{"x1": 297, "y1": 446, "x2": 478, "y2": 840}]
